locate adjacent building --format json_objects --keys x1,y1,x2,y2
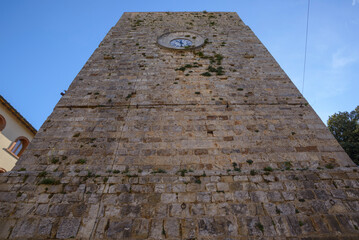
[{"x1": 0, "y1": 95, "x2": 37, "y2": 172}]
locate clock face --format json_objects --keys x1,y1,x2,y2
[
  {"x1": 170, "y1": 39, "x2": 193, "y2": 48},
  {"x1": 157, "y1": 32, "x2": 204, "y2": 50}
]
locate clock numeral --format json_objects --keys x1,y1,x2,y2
[{"x1": 170, "y1": 39, "x2": 193, "y2": 48}]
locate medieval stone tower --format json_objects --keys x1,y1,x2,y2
[{"x1": 1, "y1": 12, "x2": 359, "y2": 239}]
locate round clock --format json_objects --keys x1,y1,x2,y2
[
  {"x1": 157, "y1": 32, "x2": 205, "y2": 50},
  {"x1": 170, "y1": 39, "x2": 193, "y2": 48}
]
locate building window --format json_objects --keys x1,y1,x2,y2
[
  {"x1": 8, "y1": 136, "x2": 29, "y2": 158},
  {"x1": 0, "y1": 114, "x2": 5, "y2": 131}
]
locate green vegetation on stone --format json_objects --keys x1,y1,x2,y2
[
  {"x1": 194, "y1": 178, "x2": 201, "y2": 184},
  {"x1": 255, "y1": 222, "x2": 264, "y2": 232},
  {"x1": 152, "y1": 169, "x2": 166, "y2": 174},
  {"x1": 39, "y1": 178, "x2": 60, "y2": 185},
  {"x1": 263, "y1": 167, "x2": 273, "y2": 172},
  {"x1": 75, "y1": 159, "x2": 87, "y2": 164},
  {"x1": 246, "y1": 160, "x2": 253, "y2": 165},
  {"x1": 51, "y1": 157, "x2": 59, "y2": 164},
  {"x1": 325, "y1": 163, "x2": 335, "y2": 169},
  {"x1": 284, "y1": 162, "x2": 292, "y2": 170},
  {"x1": 73, "y1": 133, "x2": 80, "y2": 137},
  {"x1": 178, "y1": 169, "x2": 188, "y2": 176},
  {"x1": 38, "y1": 171, "x2": 47, "y2": 178},
  {"x1": 201, "y1": 72, "x2": 211, "y2": 76}
]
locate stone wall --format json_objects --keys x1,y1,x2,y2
[
  {"x1": 0, "y1": 12, "x2": 358, "y2": 239},
  {"x1": 1, "y1": 167, "x2": 359, "y2": 239}
]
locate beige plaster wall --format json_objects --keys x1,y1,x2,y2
[{"x1": 0, "y1": 104, "x2": 34, "y2": 171}]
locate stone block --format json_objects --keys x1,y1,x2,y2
[
  {"x1": 267, "y1": 191, "x2": 283, "y2": 202},
  {"x1": 197, "y1": 192, "x2": 211, "y2": 203},
  {"x1": 178, "y1": 193, "x2": 196, "y2": 202},
  {"x1": 217, "y1": 182, "x2": 229, "y2": 191},
  {"x1": 0, "y1": 202, "x2": 15, "y2": 218},
  {"x1": 164, "y1": 218, "x2": 180, "y2": 238},
  {"x1": 286, "y1": 215, "x2": 302, "y2": 236},
  {"x1": 245, "y1": 216, "x2": 263, "y2": 236},
  {"x1": 180, "y1": 218, "x2": 196, "y2": 239},
  {"x1": 234, "y1": 175, "x2": 248, "y2": 182},
  {"x1": 106, "y1": 219, "x2": 133, "y2": 239},
  {"x1": 0, "y1": 219, "x2": 16, "y2": 239},
  {"x1": 282, "y1": 191, "x2": 295, "y2": 201},
  {"x1": 56, "y1": 218, "x2": 81, "y2": 239},
  {"x1": 131, "y1": 218, "x2": 149, "y2": 238},
  {"x1": 161, "y1": 193, "x2": 177, "y2": 203},
  {"x1": 221, "y1": 176, "x2": 233, "y2": 182},
  {"x1": 212, "y1": 192, "x2": 225, "y2": 202},
  {"x1": 149, "y1": 218, "x2": 164, "y2": 239},
  {"x1": 35, "y1": 204, "x2": 49, "y2": 216},
  {"x1": 277, "y1": 203, "x2": 296, "y2": 215},
  {"x1": 37, "y1": 218, "x2": 53, "y2": 238},
  {"x1": 172, "y1": 184, "x2": 186, "y2": 192},
  {"x1": 186, "y1": 183, "x2": 202, "y2": 192},
  {"x1": 331, "y1": 189, "x2": 347, "y2": 199},
  {"x1": 198, "y1": 216, "x2": 237, "y2": 236},
  {"x1": 234, "y1": 190, "x2": 250, "y2": 201},
  {"x1": 205, "y1": 183, "x2": 217, "y2": 192},
  {"x1": 194, "y1": 149, "x2": 208, "y2": 155},
  {"x1": 250, "y1": 191, "x2": 268, "y2": 202}
]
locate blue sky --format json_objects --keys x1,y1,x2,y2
[{"x1": 0, "y1": 0, "x2": 358, "y2": 130}]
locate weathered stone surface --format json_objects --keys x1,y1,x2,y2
[
  {"x1": 149, "y1": 219, "x2": 163, "y2": 239},
  {"x1": 198, "y1": 217, "x2": 237, "y2": 236},
  {"x1": 0, "y1": 219, "x2": 16, "y2": 239},
  {"x1": 10, "y1": 218, "x2": 38, "y2": 238},
  {"x1": 164, "y1": 218, "x2": 180, "y2": 238},
  {"x1": 131, "y1": 218, "x2": 149, "y2": 238},
  {"x1": 37, "y1": 218, "x2": 53, "y2": 238},
  {"x1": 56, "y1": 218, "x2": 81, "y2": 239},
  {"x1": 106, "y1": 219, "x2": 132, "y2": 239}
]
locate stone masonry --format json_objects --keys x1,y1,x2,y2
[{"x1": 1, "y1": 12, "x2": 359, "y2": 239}]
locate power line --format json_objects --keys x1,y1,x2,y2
[{"x1": 302, "y1": 0, "x2": 310, "y2": 95}]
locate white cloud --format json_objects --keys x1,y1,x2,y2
[{"x1": 332, "y1": 49, "x2": 357, "y2": 68}]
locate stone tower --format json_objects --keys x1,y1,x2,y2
[{"x1": 1, "y1": 12, "x2": 359, "y2": 239}]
